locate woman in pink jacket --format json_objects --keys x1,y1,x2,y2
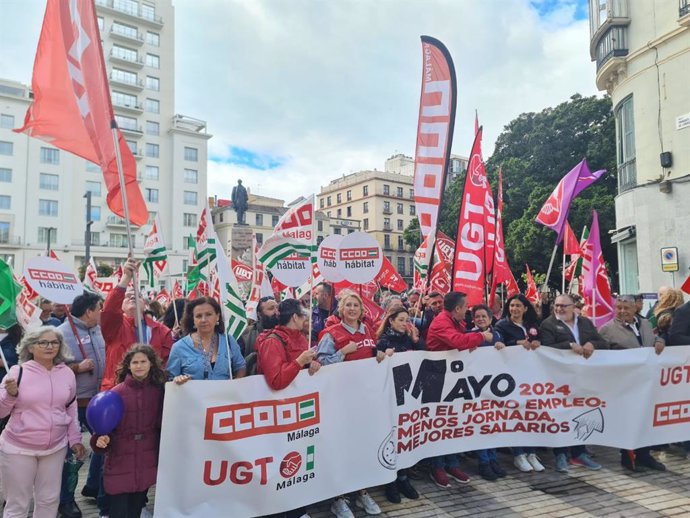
[{"x1": 0, "y1": 327, "x2": 85, "y2": 518}]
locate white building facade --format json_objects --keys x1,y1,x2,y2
[
  {"x1": 588, "y1": 0, "x2": 690, "y2": 293},
  {"x1": 0, "y1": 0, "x2": 210, "y2": 281}
]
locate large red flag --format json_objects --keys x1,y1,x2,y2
[
  {"x1": 15, "y1": 0, "x2": 147, "y2": 226},
  {"x1": 581, "y1": 211, "x2": 614, "y2": 327},
  {"x1": 376, "y1": 256, "x2": 408, "y2": 293},
  {"x1": 563, "y1": 221, "x2": 582, "y2": 256},
  {"x1": 452, "y1": 127, "x2": 494, "y2": 305},
  {"x1": 430, "y1": 231, "x2": 454, "y2": 295},
  {"x1": 172, "y1": 280, "x2": 184, "y2": 299}
]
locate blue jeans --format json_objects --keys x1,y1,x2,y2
[
  {"x1": 477, "y1": 449, "x2": 497, "y2": 464},
  {"x1": 512, "y1": 447, "x2": 535, "y2": 456},
  {"x1": 554, "y1": 445, "x2": 585, "y2": 458},
  {"x1": 431, "y1": 454, "x2": 459, "y2": 469}
]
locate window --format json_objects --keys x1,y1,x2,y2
[
  {"x1": 116, "y1": 114, "x2": 138, "y2": 131},
  {"x1": 397, "y1": 203, "x2": 403, "y2": 214},
  {"x1": 112, "y1": 45, "x2": 137, "y2": 62},
  {"x1": 384, "y1": 217, "x2": 391, "y2": 229},
  {"x1": 397, "y1": 219, "x2": 404, "y2": 230},
  {"x1": 319, "y1": 198, "x2": 324, "y2": 209},
  {"x1": 383, "y1": 184, "x2": 390, "y2": 195},
  {"x1": 383, "y1": 201, "x2": 391, "y2": 213},
  {"x1": 397, "y1": 187, "x2": 403, "y2": 197},
  {"x1": 334, "y1": 228, "x2": 341, "y2": 235},
  {"x1": 145, "y1": 143, "x2": 159, "y2": 158},
  {"x1": 336, "y1": 208, "x2": 342, "y2": 218},
  {"x1": 316, "y1": 236, "x2": 324, "y2": 246},
  {"x1": 0, "y1": 222, "x2": 9, "y2": 244},
  {"x1": 0, "y1": 196, "x2": 10, "y2": 210},
  {"x1": 86, "y1": 161, "x2": 100, "y2": 173},
  {"x1": 111, "y1": 91, "x2": 137, "y2": 108},
  {"x1": 384, "y1": 234, "x2": 391, "y2": 249},
  {"x1": 256, "y1": 213, "x2": 264, "y2": 226},
  {"x1": 255, "y1": 233, "x2": 263, "y2": 245},
  {"x1": 398, "y1": 235, "x2": 404, "y2": 250},
  {"x1": 39, "y1": 199, "x2": 58, "y2": 216},
  {"x1": 409, "y1": 205, "x2": 416, "y2": 215},
  {"x1": 219, "y1": 213, "x2": 223, "y2": 222},
  {"x1": 327, "y1": 196, "x2": 332, "y2": 206},
  {"x1": 126, "y1": 140, "x2": 137, "y2": 155},
  {"x1": 363, "y1": 185, "x2": 368, "y2": 196},
  {"x1": 183, "y1": 213, "x2": 197, "y2": 227},
  {"x1": 86, "y1": 181, "x2": 101, "y2": 198},
  {"x1": 0, "y1": 168, "x2": 11, "y2": 182},
  {"x1": 38, "y1": 227, "x2": 54, "y2": 243},
  {"x1": 183, "y1": 236, "x2": 192, "y2": 249},
  {"x1": 141, "y1": 3, "x2": 156, "y2": 20},
  {"x1": 272, "y1": 215, "x2": 279, "y2": 226},
  {"x1": 409, "y1": 257, "x2": 414, "y2": 275},
  {"x1": 0, "y1": 141, "x2": 12, "y2": 156},
  {"x1": 40, "y1": 147, "x2": 59, "y2": 164},
  {"x1": 183, "y1": 191, "x2": 198, "y2": 205},
  {"x1": 145, "y1": 165, "x2": 159, "y2": 180},
  {"x1": 146, "y1": 121, "x2": 159, "y2": 136},
  {"x1": 145, "y1": 188, "x2": 159, "y2": 203},
  {"x1": 112, "y1": 21, "x2": 137, "y2": 39},
  {"x1": 110, "y1": 233, "x2": 131, "y2": 248},
  {"x1": 363, "y1": 202, "x2": 368, "y2": 213},
  {"x1": 0, "y1": 114, "x2": 14, "y2": 129},
  {"x1": 398, "y1": 257, "x2": 406, "y2": 275},
  {"x1": 346, "y1": 206, "x2": 352, "y2": 217},
  {"x1": 145, "y1": 98, "x2": 159, "y2": 114},
  {"x1": 146, "y1": 31, "x2": 160, "y2": 46},
  {"x1": 346, "y1": 190, "x2": 352, "y2": 201},
  {"x1": 146, "y1": 53, "x2": 160, "y2": 68},
  {"x1": 409, "y1": 189, "x2": 414, "y2": 199},
  {"x1": 615, "y1": 95, "x2": 636, "y2": 192},
  {"x1": 90, "y1": 232, "x2": 100, "y2": 246},
  {"x1": 184, "y1": 169, "x2": 198, "y2": 184},
  {"x1": 317, "y1": 220, "x2": 323, "y2": 231},
  {"x1": 184, "y1": 147, "x2": 198, "y2": 161},
  {"x1": 90, "y1": 206, "x2": 101, "y2": 222},
  {"x1": 336, "y1": 193, "x2": 342, "y2": 203},
  {"x1": 146, "y1": 76, "x2": 160, "y2": 91},
  {"x1": 363, "y1": 218, "x2": 369, "y2": 230},
  {"x1": 39, "y1": 173, "x2": 59, "y2": 190}
]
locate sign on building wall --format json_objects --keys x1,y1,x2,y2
[{"x1": 660, "y1": 246, "x2": 679, "y2": 272}]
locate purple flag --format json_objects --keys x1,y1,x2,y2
[
  {"x1": 535, "y1": 159, "x2": 605, "y2": 242},
  {"x1": 581, "y1": 210, "x2": 614, "y2": 327}
]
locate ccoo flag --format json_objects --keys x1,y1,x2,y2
[{"x1": 15, "y1": 0, "x2": 147, "y2": 226}]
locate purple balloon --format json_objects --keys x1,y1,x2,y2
[{"x1": 86, "y1": 390, "x2": 124, "y2": 435}]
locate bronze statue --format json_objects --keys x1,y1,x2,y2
[{"x1": 231, "y1": 179, "x2": 249, "y2": 225}]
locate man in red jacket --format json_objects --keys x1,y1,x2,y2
[
  {"x1": 427, "y1": 292, "x2": 491, "y2": 352},
  {"x1": 425, "y1": 292, "x2": 491, "y2": 488},
  {"x1": 100, "y1": 258, "x2": 173, "y2": 391}
]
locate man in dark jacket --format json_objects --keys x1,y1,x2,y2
[
  {"x1": 668, "y1": 299, "x2": 690, "y2": 346},
  {"x1": 540, "y1": 294, "x2": 608, "y2": 473}
]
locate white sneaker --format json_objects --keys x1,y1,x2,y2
[
  {"x1": 514, "y1": 453, "x2": 533, "y2": 472},
  {"x1": 330, "y1": 497, "x2": 354, "y2": 518},
  {"x1": 355, "y1": 492, "x2": 382, "y2": 515},
  {"x1": 527, "y1": 453, "x2": 545, "y2": 472}
]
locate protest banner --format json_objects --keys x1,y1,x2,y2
[
  {"x1": 316, "y1": 235, "x2": 344, "y2": 282},
  {"x1": 23, "y1": 256, "x2": 83, "y2": 304},
  {"x1": 336, "y1": 232, "x2": 383, "y2": 285},
  {"x1": 155, "y1": 346, "x2": 690, "y2": 517}
]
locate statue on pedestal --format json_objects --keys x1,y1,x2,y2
[{"x1": 231, "y1": 179, "x2": 249, "y2": 225}]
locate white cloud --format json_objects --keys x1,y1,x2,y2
[{"x1": 0, "y1": 0, "x2": 600, "y2": 204}]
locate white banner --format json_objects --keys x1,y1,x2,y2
[{"x1": 155, "y1": 347, "x2": 690, "y2": 518}]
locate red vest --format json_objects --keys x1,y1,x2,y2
[{"x1": 327, "y1": 323, "x2": 377, "y2": 361}]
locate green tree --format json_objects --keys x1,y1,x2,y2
[{"x1": 402, "y1": 217, "x2": 421, "y2": 249}]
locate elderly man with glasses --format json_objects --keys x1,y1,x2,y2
[
  {"x1": 600, "y1": 294, "x2": 666, "y2": 471},
  {"x1": 539, "y1": 294, "x2": 609, "y2": 472}
]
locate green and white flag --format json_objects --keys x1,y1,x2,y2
[
  {"x1": 257, "y1": 195, "x2": 316, "y2": 268},
  {"x1": 143, "y1": 216, "x2": 168, "y2": 288},
  {"x1": 194, "y1": 205, "x2": 216, "y2": 270},
  {"x1": 214, "y1": 239, "x2": 247, "y2": 342}
]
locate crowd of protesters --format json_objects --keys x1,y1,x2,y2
[{"x1": 0, "y1": 257, "x2": 689, "y2": 518}]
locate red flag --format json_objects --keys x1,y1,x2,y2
[
  {"x1": 563, "y1": 221, "x2": 582, "y2": 256},
  {"x1": 525, "y1": 264, "x2": 539, "y2": 304},
  {"x1": 376, "y1": 256, "x2": 408, "y2": 293},
  {"x1": 490, "y1": 169, "x2": 518, "y2": 307},
  {"x1": 581, "y1": 211, "x2": 614, "y2": 326},
  {"x1": 231, "y1": 260, "x2": 253, "y2": 284},
  {"x1": 20, "y1": 276, "x2": 40, "y2": 301},
  {"x1": 452, "y1": 127, "x2": 494, "y2": 305},
  {"x1": 154, "y1": 289, "x2": 171, "y2": 307},
  {"x1": 681, "y1": 275, "x2": 690, "y2": 295},
  {"x1": 361, "y1": 295, "x2": 384, "y2": 325},
  {"x1": 15, "y1": 0, "x2": 147, "y2": 226},
  {"x1": 430, "y1": 232, "x2": 454, "y2": 295},
  {"x1": 172, "y1": 280, "x2": 184, "y2": 299}
]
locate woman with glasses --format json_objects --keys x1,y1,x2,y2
[
  {"x1": 494, "y1": 294, "x2": 545, "y2": 473},
  {"x1": 167, "y1": 297, "x2": 246, "y2": 384},
  {"x1": 0, "y1": 327, "x2": 86, "y2": 517}
]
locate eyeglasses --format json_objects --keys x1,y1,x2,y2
[
  {"x1": 554, "y1": 304, "x2": 574, "y2": 309},
  {"x1": 35, "y1": 340, "x2": 60, "y2": 349}
]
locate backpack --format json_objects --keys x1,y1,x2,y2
[{"x1": 245, "y1": 332, "x2": 287, "y2": 376}]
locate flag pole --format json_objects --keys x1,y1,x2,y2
[
  {"x1": 307, "y1": 196, "x2": 316, "y2": 349},
  {"x1": 111, "y1": 122, "x2": 145, "y2": 344},
  {"x1": 168, "y1": 273, "x2": 179, "y2": 327},
  {"x1": 542, "y1": 243, "x2": 558, "y2": 293},
  {"x1": 562, "y1": 250, "x2": 566, "y2": 294}
]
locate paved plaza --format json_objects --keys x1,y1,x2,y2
[{"x1": 70, "y1": 445, "x2": 690, "y2": 517}]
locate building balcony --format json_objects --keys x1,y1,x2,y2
[
  {"x1": 382, "y1": 208, "x2": 392, "y2": 215},
  {"x1": 0, "y1": 236, "x2": 22, "y2": 246},
  {"x1": 112, "y1": 99, "x2": 143, "y2": 114},
  {"x1": 383, "y1": 224, "x2": 392, "y2": 231},
  {"x1": 108, "y1": 50, "x2": 144, "y2": 69},
  {"x1": 109, "y1": 73, "x2": 144, "y2": 91},
  {"x1": 170, "y1": 114, "x2": 209, "y2": 135},
  {"x1": 120, "y1": 125, "x2": 143, "y2": 138},
  {"x1": 95, "y1": 0, "x2": 164, "y2": 28},
  {"x1": 106, "y1": 215, "x2": 140, "y2": 229},
  {"x1": 593, "y1": 25, "x2": 629, "y2": 91},
  {"x1": 383, "y1": 244, "x2": 393, "y2": 251},
  {"x1": 110, "y1": 25, "x2": 145, "y2": 46},
  {"x1": 617, "y1": 159, "x2": 636, "y2": 194},
  {"x1": 680, "y1": 0, "x2": 690, "y2": 25}
]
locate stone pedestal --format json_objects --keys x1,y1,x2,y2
[{"x1": 229, "y1": 225, "x2": 253, "y2": 260}]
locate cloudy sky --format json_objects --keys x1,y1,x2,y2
[{"x1": 0, "y1": 0, "x2": 599, "y2": 204}]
